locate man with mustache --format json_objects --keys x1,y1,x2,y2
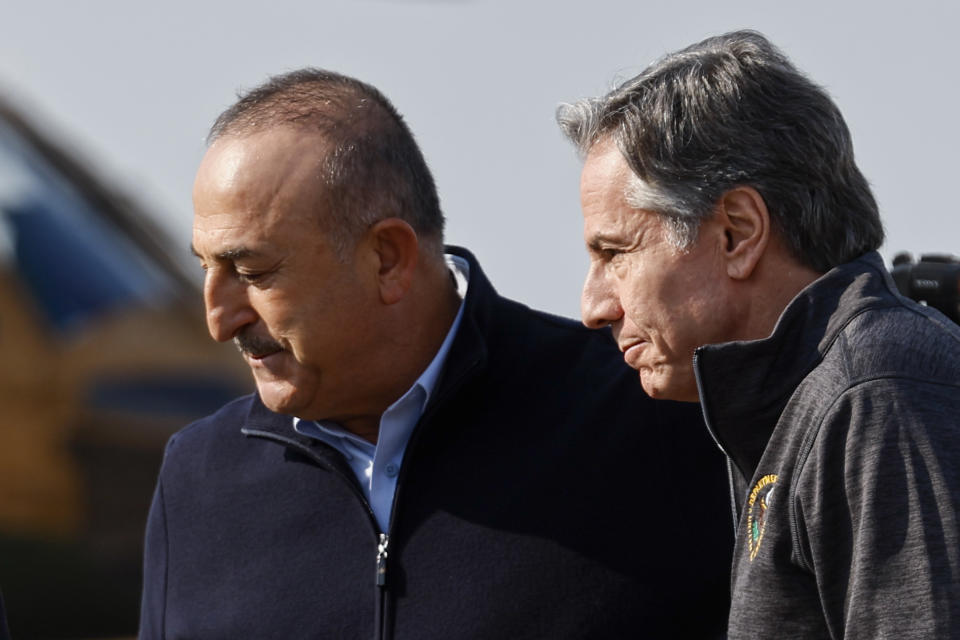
[
  {"x1": 138, "y1": 68, "x2": 733, "y2": 638},
  {"x1": 559, "y1": 30, "x2": 960, "y2": 639}
]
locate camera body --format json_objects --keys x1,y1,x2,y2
[{"x1": 890, "y1": 253, "x2": 960, "y2": 324}]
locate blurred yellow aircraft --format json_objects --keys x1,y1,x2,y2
[{"x1": 0, "y1": 96, "x2": 250, "y2": 638}]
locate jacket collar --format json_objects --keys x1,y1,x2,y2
[
  {"x1": 239, "y1": 245, "x2": 493, "y2": 438},
  {"x1": 694, "y1": 251, "x2": 899, "y2": 479}
]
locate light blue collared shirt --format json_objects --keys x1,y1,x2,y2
[{"x1": 294, "y1": 255, "x2": 469, "y2": 533}]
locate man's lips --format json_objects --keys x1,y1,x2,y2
[
  {"x1": 620, "y1": 340, "x2": 647, "y2": 367},
  {"x1": 245, "y1": 349, "x2": 283, "y2": 361}
]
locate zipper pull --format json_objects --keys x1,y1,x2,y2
[{"x1": 376, "y1": 533, "x2": 389, "y2": 587}]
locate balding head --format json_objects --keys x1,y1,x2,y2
[{"x1": 208, "y1": 68, "x2": 445, "y2": 258}]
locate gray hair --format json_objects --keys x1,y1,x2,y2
[
  {"x1": 209, "y1": 68, "x2": 444, "y2": 258},
  {"x1": 557, "y1": 30, "x2": 883, "y2": 272}
]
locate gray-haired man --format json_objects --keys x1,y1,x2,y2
[{"x1": 559, "y1": 30, "x2": 960, "y2": 639}]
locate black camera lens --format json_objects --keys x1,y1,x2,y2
[{"x1": 891, "y1": 253, "x2": 960, "y2": 324}]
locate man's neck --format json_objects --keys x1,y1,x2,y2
[
  {"x1": 746, "y1": 249, "x2": 824, "y2": 342},
  {"x1": 342, "y1": 259, "x2": 462, "y2": 444}
]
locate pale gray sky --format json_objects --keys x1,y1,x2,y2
[{"x1": 1, "y1": 0, "x2": 957, "y2": 317}]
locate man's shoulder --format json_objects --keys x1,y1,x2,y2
[
  {"x1": 162, "y1": 393, "x2": 261, "y2": 461},
  {"x1": 488, "y1": 294, "x2": 620, "y2": 356},
  {"x1": 482, "y1": 295, "x2": 647, "y2": 389},
  {"x1": 786, "y1": 294, "x2": 960, "y2": 449},
  {"x1": 794, "y1": 255, "x2": 960, "y2": 393},
  {"x1": 832, "y1": 296, "x2": 960, "y2": 386},
  {"x1": 452, "y1": 245, "x2": 621, "y2": 362},
  {"x1": 182, "y1": 392, "x2": 259, "y2": 432}
]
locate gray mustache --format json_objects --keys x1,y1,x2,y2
[{"x1": 234, "y1": 333, "x2": 284, "y2": 357}]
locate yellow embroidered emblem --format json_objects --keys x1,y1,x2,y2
[{"x1": 746, "y1": 474, "x2": 778, "y2": 561}]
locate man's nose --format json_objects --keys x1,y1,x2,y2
[
  {"x1": 581, "y1": 264, "x2": 623, "y2": 329},
  {"x1": 203, "y1": 270, "x2": 257, "y2": 342}
]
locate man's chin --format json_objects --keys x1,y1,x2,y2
[
  {"x1": 254, "y1": 379, "x2": 305, "y2": 416},
  {"x1": 638, "y1": 369, "x2": 700, "y2": 403}
]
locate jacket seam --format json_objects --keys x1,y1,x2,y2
[
  {"x1": 790, "y1": 385, "x2": 845, "y2": 573},
  {"x1": 159, "y1": 476, "x2": 169, "y2": 639}
]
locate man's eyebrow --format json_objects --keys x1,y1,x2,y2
[
  {"x1": 586, "y1": 232, "x2": 624, "y2": 251},
  {"x1": 189, "y1": 244, "x2": 259, "y2": 261}
]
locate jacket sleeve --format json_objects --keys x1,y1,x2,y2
[
  {"x1": 797, "y1": 377, "x2": 960, "y2": 639},
  {"x1": 139, "y1": 473, "x2": 169, "y2": 639}
]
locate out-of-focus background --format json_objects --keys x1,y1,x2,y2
[
  {"x1": 0, "y1": 0, "x2": 957, "y2": 637},
  {"x1": 0, "y1": 98, "x2": 251, "y2": 637}
]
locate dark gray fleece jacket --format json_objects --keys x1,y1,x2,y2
[{"x1": 695, "y1": 251, "x2": 960, "y2": 639}]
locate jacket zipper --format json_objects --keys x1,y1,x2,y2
[
  {"x1": 243, "y1": 353, "x2": 482, "y2": 640},
  {"x1": 693, "y1": 349, "x2": 740, "y2": 534},
  {"x1": 374, "y1": 533, "x2": 389, "y2": 640},
  {"x1": 241, "y1": 428, "x2": 390, "y2": 639},
  {"x1": 376, "y1": 533, "x2": 389, "y2": 586},
  {"x1": 372, "y1": 354, "x2": 483, "y2": 640}
]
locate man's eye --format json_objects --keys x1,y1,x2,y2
[
  {"x1": 600, "y1": 248, "x2": 622, "y2": 260},
  {"x1": 237, "y1": 271, "x2": 266, "y2": 283}
]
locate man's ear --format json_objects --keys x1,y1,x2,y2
[
  {"x1": 368, "y1": 218, "x2": 419, "y2": 304},
  {"x1": 716, "y1": 186, "x2": 770, "y2": 280}
]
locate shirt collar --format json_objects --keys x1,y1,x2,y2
[{"x1": 418, "y1": 253, "x2": 469, "y2": 406}]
